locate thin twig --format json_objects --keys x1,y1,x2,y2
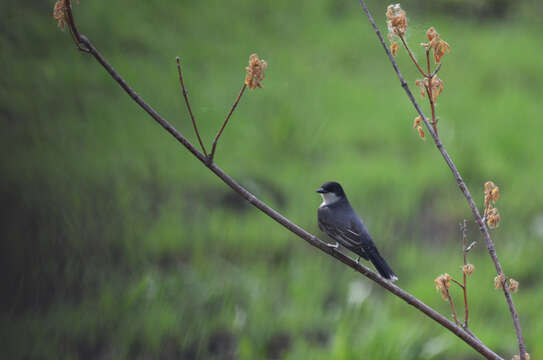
[
  {"x1": 399, "y1": 35, "x2": 426, "y2": 77},
  {"x1": 442, "y1": 282, "x2": 460, "y2": 326},
  {"x1": 461, "y1": 220, "x2": 470, "y2": 329},
  {"x1": 63, "y1": 0, "x2": 89, "y2": 52},
  {"x1": 425, "y1": 49, "x2": 438, "y2": 135},
  {"x1": 424, "y1": 83, "x2": 438, "y2": 135},
  {"x1": 430, "y1": 63, "x2": 443, "y2": 78},
  {"x1": 176, "y1": 57, "x2": 208, "y2": 157},
  {"x1": 465, "y1": 241, "x2": 477, "y2": 253},
  {"x1": 60, "y1": 6, "x2": 503, "y2": 359},
  {"x1": 357, "y1": 1, "x2": 527, "y2": 358},
  {"x1": 209, "y1": 84, "x2": 247, "y2": 162},
  {"x1": 451, "y1": 278, "x2": 464, "y2": 288}
]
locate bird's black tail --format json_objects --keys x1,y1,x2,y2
[{"x1": 367, "y1": 248, "x2": 398, "y2": 282}]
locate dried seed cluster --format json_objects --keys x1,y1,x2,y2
[
  {"x1": 53, "y1": 0, "x2": 67, "y2": 29},
  {"x1": 422, "y1": 27, "x2": 450, "y2": 64},
  {"x1": 386, "y1": 4, "x2": 408, "y2": 37},
  {"x1": 494, "y1": 273, "x2": 506, "y2": 289},
  {"x1": 245, "y1": 54, "x2": 267, "y2": 90},
  {"x1": 462, "y1": 263, "x2": 475, "y2": 276},
  {"x1": 415, "y1": 75, "x2": 444, "y2": 102},
  {"x1": 434, "y1": 273, "x2": 452, "y2": 301},
  {"x1": 413, "y1": 116, "x2": 425, "y2": 140},
  {"x1": 386, "y1": 4, "x2": 407, "y2": 57},
  {"x1": 484, "y1": 181, "x2": 501, "y2": 229}
]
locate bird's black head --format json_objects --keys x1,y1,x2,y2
[{"x1": 316, "y1": 181, "x2": 345, "y2": 197}]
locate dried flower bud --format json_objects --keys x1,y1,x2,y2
[
  {"x1": 416, "y1": 125, "x2": 425, "y2": 140},
  {"x1": 509, "y1": 278, "x2": 519, "y2": 293},
  {"x1": 513, "y1": 353, "x2": 531, "y2": 360},
  {"x1": 494, "y1": 274, "x2": 506, "y2": 289},
  {"x1": 430, "y1": 75, "x2": 444, "y2": 102},
  {"x1": 462, "y1": 264, "x2": 475, "y2": 276},
  {"x1": 415, "y1": 79, "x2": 426, "y2": 98},
  {"x1": 245, "y1": 54, "x2": 267, "y2": 90},
  {"x1": 426, "y1": 27, "x2": 438, "y2": 42},
  {"x1": 487, "y1": 208, "x2": 501, "y2": 229},
  {"x1": 434, "y1": 39, "x2": 450, "y2": 63},
  {"x1": 391, "y1": 41, "x2": 399, "y2": 56},
  {"x1": 490, "y1": 187, "x2": 500, "y2": 202},
  {"x1": 485, "y1": 181, "x2": 496, "y2": 193},
  {"x1": 435, "y1": 273, "x2": 452, "y2": 301},
  {"x1": 53, "y1": 0, "x2": 67, "y2": 29},
  {"x1": 421, "y1": 27, "x2": 450, "y2": 63},
  {"x1": 484, "y1": 181, "x2": 501, "y2": 228},
  {"x1": 415, "y1": 76, "x2": 444, "y2": 102},
  {"x1": 386, "y1": 4, "x2": 408, "y2": 37},
  {"x1": 413, "y1": 116, "x2": 422, "y2": 129}
]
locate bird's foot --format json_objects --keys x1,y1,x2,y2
[
  {"x1": 326, "y1": 242, "x2": 339, "y2": 249},
  {"x1": 356, "y1": 256, "x2": 360, "y2": 264}
]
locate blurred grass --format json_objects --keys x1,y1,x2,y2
[{"x1": 1, "y1": 0, "x2": 543, "y2": 359}]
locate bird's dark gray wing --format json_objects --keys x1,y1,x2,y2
[{"x1": 318, "y1": 206, "x2": 369, "y2": 260}]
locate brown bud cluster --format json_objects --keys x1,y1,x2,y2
[
  {"x1": 509, "y1": 278, "x2": 519, "y2": 293},
  {"x1": 494, "y1": 273, "x2": 506, "y2": 289},
  {"x1": 415, "y1": 75, "x2": 444, "y2": 102},
  {"x1": 413, "y1": 116, "x2": 425, "y2": 140},
  {"x1": 391, "y1": 41, "x2": 399, "y2": 56},
  {"x1": 53, "y1": 0, "x2": 67, "y2": 29},
  {"x1": 484, "y1": 181, "x2": 501, "y2": 229},
  {"x1": 386, "y1": 4, "x2": 407, "y2": 57},
  {"x1": 462, "y1": 263, "x2": 475, "y2": 276},
  {"x1": 513, "y1": 353, "x2": 530, "y2": 360},
  {"x1": 435, "y1": 273, "x2": 452, "y2": 301},
  {"x1": 245, "y1": 54, "x2": 267, "y2": 90},
  {"x1": 386, "y1": 4, "x2": 408, "y2": 37},
  {"x1": 421, "y1": 27, "x2": 450, "y2": 63}
]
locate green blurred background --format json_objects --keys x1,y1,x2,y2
[{"x1": 2, "y1": 0, "x2": 542, "y2": 359}]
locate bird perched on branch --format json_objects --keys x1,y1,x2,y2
[{"x1": 317, "y1": 181, "x2": 398, "y2": 281}]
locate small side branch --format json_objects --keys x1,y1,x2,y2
[
  {"x1": 461, "y1": 220, "x2": 471, "y2": 329},
  {"x1": 443, "y1": 282, "x2": 460, "y2": 326},
  {"x1": 399, "y1": 35, "x2": 426, "y2": 77},
  {"x1": 176, "y1": 57, "x2": 208, "y2": 157},
  {"x1": 425, "y1": 50, "x2": 438, "y2": 135},
  {"x1": 209, "y1": 83, "x2": 247, "y2": 162}
]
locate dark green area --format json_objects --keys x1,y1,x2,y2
[{"x1": 1, "y1": 0, "x2": 542, "y2": 359}]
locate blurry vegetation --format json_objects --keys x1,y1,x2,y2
[{"x1": 1, "y1": 0, "x2": 542, "y2": 359}]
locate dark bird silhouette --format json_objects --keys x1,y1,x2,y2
[{"x1": 317, "y1": 181, "x2": 398, "y2": 281}]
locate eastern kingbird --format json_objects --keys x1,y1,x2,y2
[{"x1": 317, "y1": 181, "x2": 398, "y2": 281}]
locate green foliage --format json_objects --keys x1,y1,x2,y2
[{"x1": 1, "y1": 0, "x2": 542, "y2": 359}]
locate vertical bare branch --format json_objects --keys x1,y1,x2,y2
[
  {"x1": 176, "y1": 57, "x2": 208, "y2": 157},
  {"x1": 357, "y1": 1, "x2": 527, "y2": 358},
  {"x1": 461, "y1": 221, "x2": 470, "y2": 328},
  {"x1": 424, "y1": 49, "x2": 438, "y2": 135}
]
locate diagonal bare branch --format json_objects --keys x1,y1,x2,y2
[{"x1": 357, "y1": 1, "x2": 527, "y2": 358}]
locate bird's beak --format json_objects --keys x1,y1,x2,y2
[{"x1": 316, "y1": 188, "x2": 326, "y2": 194}]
